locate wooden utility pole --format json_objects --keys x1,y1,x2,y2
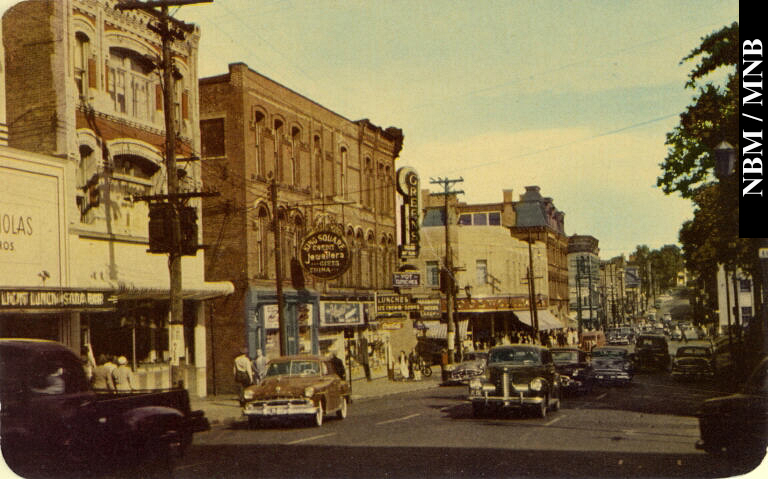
[
  {"x1": 116, "y1": 0, "x2": 212, "y2": 388},
  {"x1": 430, "y1": 177, "x2": 463, "y2": 364},
  {"x1": 526, "y1": 231, "x2": 541, "y2": 344}
]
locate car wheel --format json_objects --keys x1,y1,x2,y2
[
  {"x1": 422, "y1": 366, "x2": 433, "y2": 377},
  {"x1": 472, "y1": 402, "x2": 486, "y2": 418},
  {"x1": 313, "y1": 401, "x2": 324, "y2": 427},
  {"x1": 336, "y1": 397, "x2": 348, "y2": 419},
  {"x1": 551, "y1": 391, "x2": 561, "y2": 412},
  {"x1": 535, "y1": 396, "x2": 548, "y2": 418}
]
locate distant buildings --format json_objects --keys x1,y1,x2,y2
[{"x1": 567, "y1": 235, "x2": 601, "y2": 331}]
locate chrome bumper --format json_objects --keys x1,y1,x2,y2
[
  {"x1": 242, "y1": 398, "x2": 318, "y2": 417},
  {"x1": 592, "y1": 370, "x2": 631, "y2": 381},
  {"x1": 468, "y1": 382, "x2": 544, "y2": 407}
]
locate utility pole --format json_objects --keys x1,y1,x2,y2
[
  {"x1": 576, "y1": 256, "x2": 584, "y2": 335},
  {"x1": 525, "y1": 231, "x2": 541, "y2": 344},
  {"x1": 430, "y1": 177, "x2": 463, "y2": 364},
  {"x1": 270, "y1": 176, "x2": 287, "y2": 356},
  {"x1": 116, "y1": 0, "x2": 212, "y2": 388},
  {"x1": 587, "y1": 258, "x2": 594, "y2": 330}
]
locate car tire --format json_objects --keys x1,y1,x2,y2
[
  {"x1": 535, "y1": 396, "x2": 548, "y2": 419},
  {"x1": 313, "y1": 401, "x2": 324, "y2": 427},
  {"x1": 336, "y1": 397, "x2": 348, "y2": 419},
  {"x1": 472, "y1": 402, "x2": 486, "y2": 418},
  {"x1": 551, "y1": 391, "x2": 561, "y2": 412},
  {"x1": 422, "y1": 366, "x2": 433, "y2": 377}
]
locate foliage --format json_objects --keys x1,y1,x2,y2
[{"x1": 629, "y1": 244, "x2": 682, "y2": 296}]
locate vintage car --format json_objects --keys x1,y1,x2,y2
[
  {"x1": 443, "y1": 351, "x2": 488, "y2": 384},
  {"x1": 671, "y1": 346, "x2": 715, "y2": 379},
  {"x1": 634, "y1": 334, "x2": 671, "y2": 371},
  {"x1": 242, "y1": 355, "x2": 350, "y2": 428},
  {"x1": 696, "y1": 356, "x2": 768, "y2": 459},
  {"x1": 468, "y1": 344, "x2": 561, "y2": 418},
  {"x1": 589, "y1": 346, "x2": 634, "y2": 385},
  {"x1": 550, "y1": 347, "x2": 593, "y2": 394},
  {"x1": 0, "y1": 339, "x2": 208, "y2": 477}
]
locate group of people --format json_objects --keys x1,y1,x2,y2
[
  {"x1": 396, "y1": 349, "x2": 423, "y2": 381},
  {"x1": 475, "y1": 328, "x2": 580, "y2": 350},
  {"x1": 88, "y1": 353, "x2": 137, "y2": 392},
  {"x1": 234, "y1": 348, "x2": 267, "y2": 404}
]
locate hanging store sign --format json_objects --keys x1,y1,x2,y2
[
  {"x1": 376, "y1": 294, "x2": 420, "y2": 313},
  {"x1": 392, "y1": 272, "x2": 420, "y2": 287},
  {"x1": 414, "y1": 297, "x2": 442, "y2": 318},
  {"x1": 396, "y1": 167, "x2": 420, "y2": 259},
  {"x1": 299, "y1": 229, "x2": 351, "y2": 280}
]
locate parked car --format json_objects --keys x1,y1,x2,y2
[
  {"x1": 0, "y1": 339, "x2": 209, "y2": 477},
  {"x1": 242, "y1": 355, "x2": 350, "y2": 428},
  {"x1": 589, "y1": 346, "x2": 634, "y2": 385},
  {"x1": 696, "y1": 356, "x2": 768, "y2": 458},
  {"x1": 671, "y1": 346, "x2": 715, "y2": 379},
  {"x1": 550, "y1": 347, "x2": 593, "y2": 394},
  {"x1": 444, "y1": 351, "x2": 488, "y2": 385},
  {"x1": 468, "y1": 344, "x2": 561, "y2": 418},
  {"x1": 634, "y1": 334, "x2": 671, "y2": 371}
]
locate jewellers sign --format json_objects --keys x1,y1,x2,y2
[
  {"x1": 0, "y1": 289, "x2": 112, "y2": 310},
  {"x1": 396, "y1": 167, "x2": 420, "y2": 258},
  {"x1": 299, "y1": 230, "x2": 351, "y2": 280}
]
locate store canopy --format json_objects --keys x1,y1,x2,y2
[
  {"x1": 514, "y1": 310, "x2": 564, "y2": 331},
  {"x1": 421, "y1": 320, "x2": 468, "y2": 339},
  {"x1": 111, "y1": 280, "x2": 235, "y2": 301}
]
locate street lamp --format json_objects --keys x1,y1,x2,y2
[{"x1": 714, "y1": 141, "x2": 736, "y2": 179}]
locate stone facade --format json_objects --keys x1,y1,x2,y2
[{"x1": 567, "y1": 234, "x2": 601, "y2": 331}]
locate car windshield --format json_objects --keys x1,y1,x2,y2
[
  {"x1": 265, "y1": 360, "x2": 320, "y2": 377},
  {"x1": 464, "y1": 352, "x2": 487, "y2": 362},
  {"x1": 676, "y1": 347, "x2": 710, "y2": 357},
  {"x1": 489, "y1": 348, "x2": 541, "y2": 365},
  {"x1": 552, "y1": 351, "x2": 579, "y2": 363},
  {"x1": 592, "y1": 348, "x2": 625, "y2": 358},
  {"x1": 637, "y1": 337, "x2": 664, "y2": 348}
]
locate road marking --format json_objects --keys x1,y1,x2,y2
[
  {"x1": 544, "y1": 416, "x2": 564, "y2": 427},
  {"x1": 595, "y1": 392, "x2": 607, "y2": 400},
  {"x1": 286, "y1": 432, "x2": 337, "y2": 445},
  {"x1": 376, "y1": 413, "x2": 421, "y2": 425}
]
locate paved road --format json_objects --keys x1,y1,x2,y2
[{"x1": 175, "y1": 368, "x2": 766, "y2": 478}]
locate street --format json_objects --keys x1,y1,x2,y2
[{"x1": 175, "y1": 352, "x2": 764, "y2": 479}]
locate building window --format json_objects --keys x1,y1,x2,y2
[
  {"x1": 739, "y1": 279, "x2": 752, "y2": 293},
  {"x1": 274, "y1": 119, "x2": 284, "y2": 182},
  {"x1": 489, "y1": 212, "x2": 501, "y2": 225},
  {"x1": 253, "y1": 111, "x2": 266, "y2": 176},
  {"x1": 426, "y1": 261, "x2": 439, "y2": 286},
  {"x1": 741, "y1": 306, "x2": 753, "y2": 321},
  {"x1": 476, "y1": 259, "x2": 487, "y2": 285},
  {"x1": 201, "y1": 118, "x2": 225, "y2": 157},
  {"x1": 340, "y1": 147, "x2": 348, "y2": 199},
  {"x1": 423, "y1": 208, "x2": 445, "y2": 227},
  {"x1": 74, "y1": 32, "x2": 92, "y2": 99},
  {"x1": 107, "y1": 47, "x2": 154, "y2": 121},
  {"x1": 458, "y1": 214, "x2": 471, "y2": 225},
  {"x1": 473, "y1": 213, "x2": 487, "y2": 225},
  {"x1": 291, "y1": 126, "x2": 301, "y2": 187}
]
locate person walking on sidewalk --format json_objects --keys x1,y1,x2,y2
[
  {"x1": 112, "y1": 356, "x2": 136, "y2": 391},
  {"x1": 234, "y1": 348, "x2": 254, "y2": 406},
  {"x1": 252, "y1": 349, "x2": 267, "y2": 384}
]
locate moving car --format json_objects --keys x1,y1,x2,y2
[
  {"x1": 468, "y1": 344, "x2": 561, "y2": 418},
  {"x1": 589, "y1": 346, "x2": 634, "y2": 385},
  {"x1": 696, "y1": 356, "x2": 768, "y2": 458},
  {"x1": 0, "y1": 339, "x2": 209, "y2": 477},
  {"x1": 671, "y1": 346, "x2": 715, "y2": 379},
  {"x1": 444, "y1": 351, "x2": 488, "y2": 384},
  {"x1": 550, "y1": 347, "x2": 593, "y2": 394},
  {"x1": 242, "y1": 355, "x2": 350, "y2": 428},
  {"x1": 634, "y1": 334, "x2": 671, "y2": 371}
]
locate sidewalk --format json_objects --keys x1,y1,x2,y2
[{"x1": 190, "y1": 373, "x2": 443, "y2": 427}]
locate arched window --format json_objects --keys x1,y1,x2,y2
[
  {"x1": 364, "y1": 157, "x2": 373, "y2": 208},
  {"x1": 74, "y1": 32, "x2": 93, "y2": 99},
  {"x1": 274, "y1": 119, "x2": 284, "y2": 182},
  {"x1": 313, "y1": 135, "x2": 323, "y2": 198},
  {"x1": 340, "y1": 147, "x2": 348, "y2": 200},
  {"x1": 107, "y1": 47, "x2": 154, "y2": 121},
  {"x1": 253, "y1": 110, "x2": 266, "y2": 177},
  {"x1": 291, "y1": 126, "x2": 301, "y2": 187},
  {"x1": 256, "y1": 205, "x2": 270, "y2": 277}
]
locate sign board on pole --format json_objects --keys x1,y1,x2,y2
[{"x1": 393, "y1": 272, "x2": 420, "y2": 287}]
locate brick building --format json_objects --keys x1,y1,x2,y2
[
  {"x1": 199, "y1": 63, "x2": 406, "y2": 393},
  {"x1": 2, "y1": 0, "x2": 232, "y2": 397}
]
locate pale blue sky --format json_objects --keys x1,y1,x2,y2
[{"x1": 1, "y1": 0, "x2": 740, "y2": 258}]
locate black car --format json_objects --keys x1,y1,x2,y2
[
  {"x1": 550, "y1": 347, "x2": 593, "y2": 394},
  {"x1": 468, "y1": 344, "x2": 561, "y2": 418},
  {"x1": 634, "y1": 334, "x2": 671, "y2": 371},
  {"x1": 671, "y1": 346, "x2": 715, "y2": 379},
  {"x1": 590, "y1": 346, "x2": 634, "y2": 385},
  {"x1": 696, "y1": 356, "x2": 768, "y2": 459}
]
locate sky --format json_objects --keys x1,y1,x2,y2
[{"x1": 1, "y1": 0, "x2": 740, "y2": 258}]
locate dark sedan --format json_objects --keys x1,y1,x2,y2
[
  {"x1": 696, "y1": 356, "x2": 768, "y2": 459},
  {"x1": 671, "y1": 346, "x2": 715, "y2": 379},
  {"x1": 589, "y1": 346, "x2": 634, "y2": 385},
  {"x1": 551, "y1": 348, "x2": 593, "y2": 394}
]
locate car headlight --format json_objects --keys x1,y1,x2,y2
[
  {"x1": 529, "y1": 378, "x2": 544, "y2": 391},
  {"x1": 469, "y1": 378, "x2": 482, "y2": 390},
  {"x1": 572, "y1": 368, "x2": 582, "y2": 377},
  {"x1": 243, "y1": 390, "x2": 254, "y2": 400},
  {"x1": 304, "y1": 387, "x2": 315, "y2": 398}
]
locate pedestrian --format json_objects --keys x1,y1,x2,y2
[
  {"x1": 398, "y1": 350, "x2": 409, "y2": 380},
  {"x1": 251, "y1": 349, "x2": 267, "y2": 384},
  {"x1": 112, "y1": 356, "x2": 136, "y2": 391},
  {"x1": 92, "y1": 354, "x2": 116, "y2": 391},
  {"x1": 234, "y1": 347, "x2": 254, "y2": 405},
  {"x1": 330, "y1": 351, "x2": 346, "y2": 380}
]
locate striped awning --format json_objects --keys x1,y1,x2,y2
[
  {"x1": 514, "y1": 310, "x2": 563, "y2": 330},
  {"x1": 421, "y1": 320, "x2": 468, "y2": 339}
]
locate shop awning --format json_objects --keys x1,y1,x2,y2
[
  {"x1": 110, "y1": 280, "x2": 235, "y2": 301},
  {"x1": 421, "y1": 319, "x2": 468, "y2": 339},
  {"x1": 514, "y1": 310, "x2": 564, "y2": 331}
]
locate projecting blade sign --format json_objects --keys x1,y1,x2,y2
[{"x1": 299, "y1": 219, "x2": 351, "y2": 280}]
